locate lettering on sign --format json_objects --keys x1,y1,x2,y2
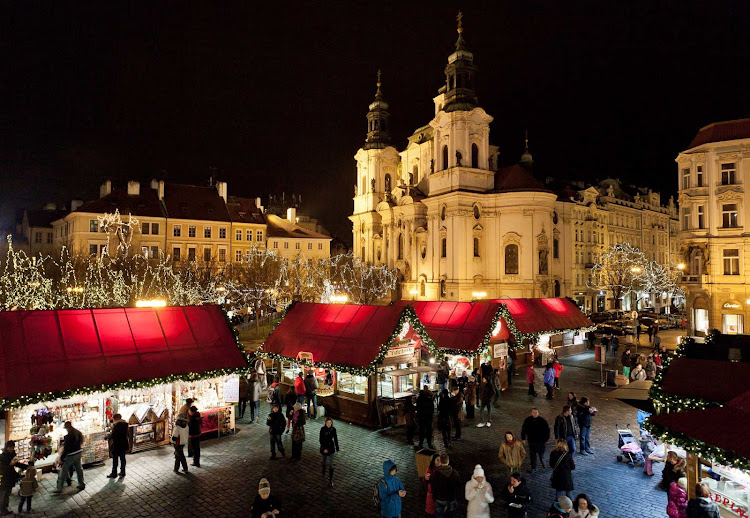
[
  {"x1": 723, "y1": 302, "x2": 742, "y2": 309},
  {"x1": 711, "y1": 491, "x2": 748, "y2": 517},
  {"x1": 386, "y1": 346, "x2": 415, "y2": 358},
  {"x1": 493, "y1": 343, "x2": 508, "y2": 358}
]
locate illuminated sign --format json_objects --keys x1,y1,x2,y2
[
  {"x1": 493, "y1": 343, "x2": 508, "y2": 358},
  {"x1": 386, "y1": 346, "x2": 415, "y2": 358},
  {"x1": 723, "y1": 302, "x2": 742, "y2": 309}
]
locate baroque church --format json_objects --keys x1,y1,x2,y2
[{"x1": 349, "y1": 19, "x2": 679, "y2": 307}]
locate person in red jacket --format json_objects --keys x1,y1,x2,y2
[
  {"x1": 294, "y1": 372, "x2": 307, "y2": 405},
  {"x1": 526, "y1": 365, "x2": 537, "y2": 397},
  {"x1": 553, "y1": 359, "x2": 564, "y2": 390}
]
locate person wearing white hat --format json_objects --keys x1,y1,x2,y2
[
  {"x1": 251, "y1": 478, "x2": 284, "y2": 518},
  {"x1": 465, "y1": 464, "x2": 494, "y2": 518}
]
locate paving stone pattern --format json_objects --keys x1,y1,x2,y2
[{"x1": 20, "y1": 352, "x2": 669, "y2": 517}]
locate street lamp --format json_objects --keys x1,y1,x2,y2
[
  {"x1": 677, "y1": 263, "x2": 685, "y2": 271},
  {"x1": 630, "y1": 266, "x2": 642, "y2": 274}
]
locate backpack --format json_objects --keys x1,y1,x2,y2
[
  {"x1": 266, "y1": 385, "x2": 276, "y2": 404},
  {"x1": 373, "y1": 478, "x2": 386, "y2": 507}
]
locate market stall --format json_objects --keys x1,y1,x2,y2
[
  {"x1": 259, "y1": 303, "x2": 440, "y2": 428},
  {"x1": 0, "y1": 305, "x2": 248, "y2": 466}
]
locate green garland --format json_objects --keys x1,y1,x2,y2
[
  {"x1": 644, "y1": 420, "x2": 750, "y2": 471},
  {"x1": 0, "y1": 304, "x2": 251, "y2": 410},
  {"x1": 257, "y1": 305, "x2": 442, "y2": 376}
]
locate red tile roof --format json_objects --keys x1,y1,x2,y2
[
  {"x1": 75, "y1": 189, "x2": 165, "y2": 218},
  {"x1": 688, "y1": 118, "x2": 750, "y2": 149},
  {"x1": 494, "y1": 165, "x2": 550, "y2": 193},
  {"x1": 227, "y1": 196, "x2": 265, "y2": 224},
  {"x1": 265, "y1": 214, "x2": 329, "y2": 239},
  {"x1": 162, "y1": 183, "x2": 231, "y2": 221},
  {"x1": 25, "y1": 209, "x2": 68, "y2": 228}
]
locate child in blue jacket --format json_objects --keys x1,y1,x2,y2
[{"x1": 379, "y1": 460, "x2": 406, "y2": 518}]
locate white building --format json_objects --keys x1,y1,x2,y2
[{"x1": 678, "y1": 118, "x2": 750, "y2": 334}]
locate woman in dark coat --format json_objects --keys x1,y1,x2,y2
[
  {"x1": 549, "y1": 439, "x2": 576, "y2": 500},
  {"x1": 436, "y1": 389, "x2": 452, "y2": 449},
  {"x1": 465, "y1": 376, "x2": 477, "y2": 420},
  {"x1": 403, "y1": 396, "x2": 417, "y2": 446}
]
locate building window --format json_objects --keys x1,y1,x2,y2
[
  {"x1": 442, "y1": 145, "x2": 449, "y2": 170},
  {"x1": 141, "y1": 222, "x2": 150, "y2": 235},
  {"x1": 473, "y1": 205, "x2": 480, "y2": 219},
  {"x1": 471, "y1": 143, "x2": 479, "y2": 168},
  {"x1": 682, "y1": 207, "x2": 691, "y2": 230},
  {"x1": 553, "y1": 238, "x2": 559, "y2": 259},
  {"x1": 505, "y1": 244, "x2": 519, "y2": 274},
  {"x1": 723, "y1": 249, "x2": 740, "y2": 275},
  {"x1": 440, "y1": 206, "x2": 447, "y2": 221},
  {"x1": 34, "y1": 232, "x2": 42, "y2": 244},
  {"x1": 173, "y1": 225, "x2": 182, "y2": 237},
  {"x1": 473, "y1": 237, "x2": 480, "y2": 257},
  {"x1": 440, "y1": 279, "x2": 447, "y2": 298},
  {"x1": 681, "y1": 168, "x2": 690, "y2": 189},
  {"x1": 308, "y1": 242, "x2": 312, "y2": 250},
  {"x1": 273, "y1": 241, "x2": 279, "y2": 249},
  {"x1": 697, "y1": 165, "x2": 704, "y2": 187},
  {"x1": 721, "y1": 163, "x2": 737, "y2": 185},
  {"x1": 46, "y1": 232, "x2": 52, "y2": 244},
  {"x1": 89, "y1": 244, "x2": 98, "y2": 256},
  {"x1": 204, "y1": 227, "x2": 212, "y2": 238},
  {"x1": 219, "y1": 227, "x2": 227, "y2": 239},
  {"x1": 150, "y1": 246, "x2": 159, "y2": 259},
  {"x1": 318, "y1": 243, "x2": 323, "y2": 250},
  {"x1": 441, "y1": 238, "x2": 447, "y2": 258},
  {"x1": 189, "y1": 226, "x2": 196, "y2": 238},
  {"x1": 283, "y1": 242, "x2": 289, "y2": 249},
  {"x1": 398, "y1": 234, "x2": 404, "y2": 260},
  {"x1": 257, "y1": 231, "x2": 263, "y2": 242},
  {"x1": 151, "y1": 223, "x2": 159, "y2": 235},
  {"x1": 554, "y1": 280, "x2": 561, "y2": 297},
  {"x1": 188, "y1": 248, "x2": 196, "y2": 261},
  {"x1": 203, "y1": 248, "x2": 212, "y2": 262},
  {"x1": 219, "y1": 249, "x2": 226, "y2": 262},
  {"x1": 89, "y1": 220, "x2": 99, "y2": 233},
  {"x1": 384, "y1": 174, "x2": 391, "y2": 192},
  {"x1": 235, "y1": 229, "x2": 242, "y2": 240},
  {"x1": 697, "y1": 206, "x2": 705, "y2": 229},
  {"x1": 173, "y1": 247, "x2": 181, "y2": 261},
  {"x1": 722, "y1": 204, "x2": 738, "y2": 228},
  {"x1": 295, "y1": 242, "x2": 300, "y2": 250},
  {"x1": 247, "y1": 230, "x2": 253, "y2": 242}
]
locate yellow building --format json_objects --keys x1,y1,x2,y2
[{"x1": 266, "y1": 210, "x2": 331, "y2": 260}]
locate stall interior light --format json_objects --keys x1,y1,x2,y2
[
  {"x1": 135, "y1": 299, "x2": 167, "y2": 308},
  {"x1": 429, "y1": 357, "x2": 436, "y2": 364},
  {"x1": 330, "y1": 294, "x2": 348, "y2": 303}
]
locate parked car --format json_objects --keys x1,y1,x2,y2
[
  {"x1": 597, "y1": 321, "x2": 625, "y2": 335},
  {"x1": 591, "y1": 312, "x2": 614, "y2": 323}
]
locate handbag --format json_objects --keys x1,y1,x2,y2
[
  {"x1": 292, "y1": 425, "x2": 305, "y2": 442},
  {"x1": 550, "y1": 451, "x2": 567, "y2": 482}
]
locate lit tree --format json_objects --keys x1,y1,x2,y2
[
  {"x1": 588, "y1": 243, "x2": 647, "y2": 310},
  {"x1": 329, "y1": 252, "x2": 398, "y2": 304},
  {"x1": 225, "y1": 246, "x2": 284, "y2": 331},
  {"x1": 639, "y1": 261, "x2": 685, "y2": 310}
]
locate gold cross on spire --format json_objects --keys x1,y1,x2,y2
[
  {"x1": 525, "y1": 129, "x2": 529, "y2": 151},
  {"x1": 457, "y1": 10, "x2": 463, "y2": 33},
  {"x1": 377, "y1": 69, "x2": 382, "y2": 87}
]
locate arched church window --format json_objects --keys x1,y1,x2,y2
[
  {"x1": 413, "y1": 165, "x2": 418, "y2": 182},
  {"x1": 442, "y1": 146, "x2": 449, "y2": 170},
  {"x1": 473, "y1": 205, "x2": 480, "y2": 220},
  {"x1": 420, "y1": 279, "x2": 426, "y2": 297},
  {"x1": 384, "y1": 174, "x2": 391, "y2": 192},
  {"x1": 553, "y1": 238, "x2": 559, "y2": 259},
  {"x1": 471, "y1": 143, "x2": 479, "y2": 168},
  {"x1": 440, "y1": 206, "x2": 447, "y2": 221},
  {"x1": 505, "y1": 244, "x2": 519, "y2": 275},
  {"x1": 398, "y1": 234, "x2": 404, "y2": 260},
  {"x1": 554, "y1": 280, "x2": 561, "y2": 297}
]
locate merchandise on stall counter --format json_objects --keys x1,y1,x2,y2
[{"x1": 701, "y1": 463, "x2": 750, "y2": 516}]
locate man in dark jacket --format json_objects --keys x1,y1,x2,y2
[
  {"x1": 54, "y1": 422, "x2": 85, "y2": 493},
  {"x1": 503, "y1": 472, "x2": 531, "y2": 518},
  {"x1": 319, "y1": 417, "x2": 339, "y2": 486},
  {"x1": 188, "y1": 406, "x2": 202, "y2": 467},
  {"x1": 107, "y1": 414, "x2": 129, "y2": 478},
  {"x1": 304, "y1": 370, "x2": 319, "y2": 419},
  {"x1": 621, "y1": 348, "x2": 633, "y2": 379},
  {"x1": 521, "y1": 408, "x2": 550, "y2": 472},
  {"x1": 416, "y1": 386, "x2": 435, "y2": 449},
  {"x1": 576, "y1": 397, "x2": 595, "y2": 454},
  {"x1": 449, "y1": 387, "x2": 463, "y2": 441},
  {"x1": 0, "y1": 441, "x2": 19, "y2": 515},
  {"x1": 554, "y1": 406, "x2": 578, "y2": 454},
  {"x1": 431, "y1": 453, "x2": 461, "y2": 517},
  {"x1": 266, "y1": 404, "x2": 286, "y2": 460}
]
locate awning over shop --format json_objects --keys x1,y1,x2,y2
[
  {"x1": 393, "y1": 301, "x2": 509, "y2": 352},
  {"x1": 659, "y1": 358, "x2": 750, "y2": 403},
  {"x1": 260, "y1": 303, "x2": 434, "y2": 373},
  {"x1": 0, "y1": 305, "x2": 247, "y2": 407},
  {"x1": 493, "y1": 298, "x2": 594, "y2": 336}
]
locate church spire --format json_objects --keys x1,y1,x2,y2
[
  {"x1": 364, "y1": 69, "x2": 391, "y2": 150},
  {"x1": 520, "y1": 129, "x2": 534, "y2": 167},
  {"x1": 442, "y1": 11, "x2": 478, "y2": 113}
]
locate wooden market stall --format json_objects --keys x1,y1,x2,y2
[
  {"x1": 0, "y1": 305, "x2": 248, "y2": 467},
  {"x1": 258, "y1": 302, "x2": 440, "y2": 428}
]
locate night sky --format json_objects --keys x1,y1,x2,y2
[{"x1": 2, "y1": 1, "x2": 749, "y2": 242}]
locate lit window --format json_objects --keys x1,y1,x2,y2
[
  {"x1": 682, "y1": 207, "x2": 691, "y2": 230},
  {"x1": 173, "y1": 225, "x2": 182, "y2": 237},
  {"x1": 697, "y1": 206, "x2": 705, "y2": 229},
  {"x1": 696, "y1": 165, "x2": 704, "y2": 187},
  {"x1": 204, "y1": 227, "x2": 212, "y2": 238},
  {"x1": 723, "y1": 249, "x2": 740, "y2": 275},
  {"x1": 89, "y1": 220, "x2": 99, "y2": 233},
  {"x1": 722, "y1": 204, "x2": 738, "y2": 228}
]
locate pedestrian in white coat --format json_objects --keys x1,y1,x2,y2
[{"x1": 465, "y1": 464, "x2": 494, "y2": 518}]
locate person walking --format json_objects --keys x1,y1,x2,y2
[
  {"x1": 465, "y1": 376, "x2": 477, "y2": 419},
  {"x1": 290, "y1": 402, "x2": 306, "y2": 461},
  {"x1": 507, "y1": 356, "x2": 514, "y2": 387},
  {"x1": 466, "y1": 464, "x2": 495, "y2": 518},
  {"x1": 416, "y1": 385, "x2": 435, "y2": 449},
  {"x1": 647, "y1": 325, "x2": 654, "y2": 343},
  {"x1": 432, "y1": 453, "x2": 461, "y2": 518},
  {"x1": 403, "y1": 396, "x2": 417, "y2": 445},
  {"x1": 266, "y1": 404, "x2": 287, "y2": 460},
  {"x1": 437, "y1": 359, "x2": 449, "y2": 393},
  {"x1": 238, "y1": 375, "x2": 249, "y2": 420},
  {"x1": 549, "y1": 439, "x2": 576, "y2": 500},
  {"x1": 498, "y1": 431, "x2": 527, "y2": 475},
  {"x1": 304, "y1": 370, "x2": 319, "y2": 419},
  {"x1": 106, "y1": 413, "x2": 129, "y2": 478},
  {"x1": 566, "y1": 392, "x2": 579, "y2": 417},
  {"x1": 450, "y1": 387, "x2": 463, "y2": 441},
  {"x1": 477, "y1": 376, "x2": 495, "y2": 427},
  {"x1": 424, "y1": 454, "x2": 441, "y2": 518},
  {"x1": 576, "y1": 398, "x2": 596, "y2": 455},
  {"x1": 501, "y1": 472, "x2": 530, "y2": 518},
  {"x1": 553, "y1": 359, "x2": 564, "y2": 390},
  {"x1": 319, "y1": 417, "x2": 339, "y2": 486},
  {"x1": 686, "y1": 482, "x2": 720, "y2": 518},
  {"x1": 17, "y1": 462, "x2": 38, "y2": 514},
  {"x1": 249, "y1": 372, "x2": 262, "y2": 424},
  {"x1": 621, "y1": 348, "x2": 633, "y2": 379},
  {"x1": 251, "y1": 478, "x2": 284, "y2": 518},
  {"x1": 653, "y1": 332, "x2": 662, "y2": 350},
  {"x1": 554, "y1": 406, "x2": 578, "y2": 455},
  {"x1": 526, "y1": 365, "x2": 537, "y2": 397},
  {"x1": 171, "y1": 413, "x2": 189, "y2": 473},
  {"x1": 54, "y1": 422, "x2": 85, "y2": 493},
  {"x1": 294, "y1": 372, "x2": 307, "y2": 406},
  {"x1": 437, "y1": 389, "x2": 452, "y2": 449},
  {"x1": 610, "y1": 334, "x2": 619, "y2": 358},
  {"x1": 667, "y1": 477, "x2": 688, "y2": 518},
  {"x1": 187, "y1": 406, "x2": 202, "y2": 467},
  {"x1": 255, "y1": 357, "x2": 267, "y2": 390},
  {"x1": 521, "y1": 408, "x2": 550, "y2": 472},
  {"x1": 634, "y1": 319, "x2": 641, "y2": 344},
  {"x1": 378, "y1": 460, "x2": 406, "y2": 518},
  {"x1": 543, "y1": 364, "x2": 555, "y2": 400},
  {"x1": 0, "y1": 442, "x2": 19, "y2": 515},
  {"x1": 569, "y1": 493, "x2": 600, "y2": 518}
]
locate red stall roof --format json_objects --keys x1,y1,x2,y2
[
  {"x1": 0, "y1": 305, "x2": 247, "y2": 407},
  {"x1": 659, "y1": 358, "x2": 750, "y2": 403},
  {"x1": 394, "y1": 301, "x2": 509, "y2": 352},
  {"x1": 260, "y1": 303, "x2": 431, "y2": 372},
  {"x1": 493, "y1": 298, "x2": 594, "y2": 336}
]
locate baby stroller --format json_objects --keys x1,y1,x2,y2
[{"x1": 616, "y1": 424, "x2": 644, "y2": 468}]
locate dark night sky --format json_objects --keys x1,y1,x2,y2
[{"x1": 1, "y1": 1, "x2": 749, "y2": 242}]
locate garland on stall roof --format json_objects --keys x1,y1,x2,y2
[
  {"x1": 643, "y1": 419, "x2": 750, "y2": 472},
  {"x1": 257, "y1": 305, "x2": 442, "y2": 376}
]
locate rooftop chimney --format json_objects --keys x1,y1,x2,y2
[
  {"x1": 127, "y1": 181, "x2": 140, "y2": 196},
  {"x1": 287, "y1": 207, "x2": 297, "y2": 224},
  {"x1": 71, "y1": 200, "x2": 84, "y2": 212},
  {"x1": 215, "y1": 181, "x2": 228, "y2": 203},
  {"x1": 100, "y1": 180, "x2": 112, "y2": 198},
  {"x1": 255, "y1": 197, "x2": 264, "y2": 213},
  {"x1": 158, "y1": 180, "x2": 165, "y2": 201},
  {"x1": 150, "y1": 178, "x2": 159, "y2": 190}
]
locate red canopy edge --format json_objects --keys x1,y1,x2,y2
[
  {"x1": 659, "y1": 358, "x2": 750, "y2": 403},
  {"x1": 0, "y1": 305, "x2": 249, "y2": 408},
  {"x1": 258, "y1": 303, "x2": 440, "y2": 374},
  {"x1": 492, "y1": 298, "x2": 594, "y2": 337}
]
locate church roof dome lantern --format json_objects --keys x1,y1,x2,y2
[
  {"x1": 363, "y1": 69, "x2": 392, "y2": 150},
  {"x1": 442, "y1": 11, "x2": 479, "y2": 113}
]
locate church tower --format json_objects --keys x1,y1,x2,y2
[{"x1": 442, "y1": 11, "x2": 478, "y2": 113}]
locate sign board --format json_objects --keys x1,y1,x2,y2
[
  {"x1": 386, "y1": 346, "x2": 415, "y2": 358},
  {"x1": 595, "y1": 345, "x2": 607, "y2": 364},
  {"x1": 223, "y1": 375, "x2": 239, "y2": 403},
  {"x1": 723, "y1": 302, "x2": 742, "y2": 309},
  {"x1": 493, "y1": 343, "x2": 508, "y2": 358}
]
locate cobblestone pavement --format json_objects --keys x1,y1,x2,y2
[{"x1": 20, "y1": 352, "x2": 669, "y2": 517}]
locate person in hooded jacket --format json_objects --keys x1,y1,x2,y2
[
  {"x1": 501, "y1": 472, "x2": 529, "y2": 518},
  {"x1": 667, "y1": 477, "x2": 688, "y2": 518},
  {"x1": 686, "y1": 482, "x2": 720, "y2": 518},
  {"x1": 171, "y1": 414, "x2": 189, "y2": 474},
  {"x1": 569, "y1": 493, "x2": 599, "y2": 518},
  {"x1": 378, "y1": 460, "x2": 406, "y2": 518},
  {"x1": 107, "y1": 413, "x2": 129, "y2": 478},
  {"x1": 416, "y1": 386, "x2": 435, "y2": 449},
  {"x1": 466, "y1": 464, "x2": 495, "y2": 518},
  {"x1": 290, "y1": 402, "x2": 306, "y2": 461},
  {"x1": 431, "y1": 453, "x2": 461, "y2": 518},
  {"x1": 319, "y1": 417, "x2": 339, "y2": 486}
]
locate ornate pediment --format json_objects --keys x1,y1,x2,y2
[
  {"x1": 503, "y1": 231, "x2": 521, "y2": 245},
  {"x1": 716, "y1": 189, "x2": 744, "y2": 202}
]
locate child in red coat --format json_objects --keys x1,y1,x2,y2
[
  {"x1": 526, "y1": 365, "x2": 537, "y2": 397},
  {"x1": 553, "y1": 360, "x2": 564, "y2": 389}
]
